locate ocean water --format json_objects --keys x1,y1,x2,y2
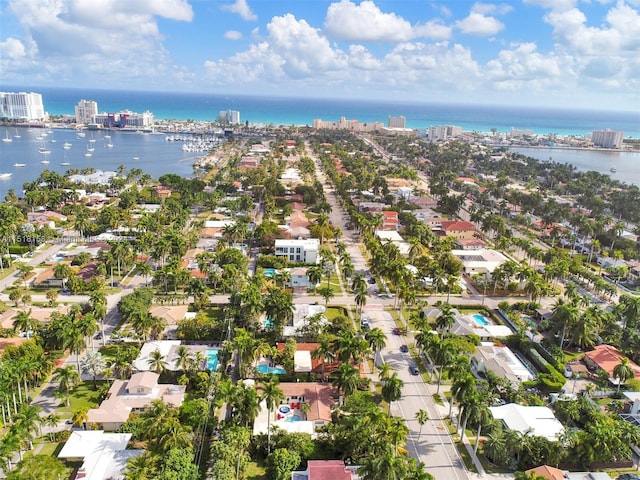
[
  {"x1": 5, "y1": 86, "x2": 640, "y2": 137},
  {"x1": 0, "y1": 126, "x2": 195, "y2": 198},
  {"x1": 1, "y1": 87, "x2": 639, "y2": 198}
]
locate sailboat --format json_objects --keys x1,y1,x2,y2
[
  {"x1": 13, "y1": 128, "x2": 20, "y2": 139},
  {"x1": 87, "y1": 142, "x2": 95, "y2": 152},
  {"x1": 60, "y1": 151, "x2": 70, "y2": 166},
  {"x1": 106, "y1": 138, "x2": 113, "y2": 148},
  {"x1": 132, "y1": 152, "x2": 139, "y2": 160},
  {"x1": 38, "y1": 139, "x2": 51, "y2": 154},
  {"x1": 13, "y1": 162, "x2": 26, "y2": 167},
  {"x1": 2, "y1": 129, "x2": 12, "y2": 143},
  {"x1": 84, "y1": 145, "x2": 92, "y2": 157},
  {"x1": 63, "y1": 142, "x2": 72, "y2": 149},
  {"x1": 40, "y1": 152, "x2": 50, "y2": 164}
]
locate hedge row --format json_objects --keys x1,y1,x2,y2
[{"x1": 526, "y1": 346, "x2": 565, "y2": 392}]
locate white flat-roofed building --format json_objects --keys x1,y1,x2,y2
[
  {"x1": 451, "y1": 248, "x2": 509, "y2": 275},
  {"x1": 58, "y1": 430, "x2": 143, "y2": 480},
  {"x1": 75, "y1": 99, "x2": 98, "y2": 124},
  {"x1": 283, "y1": 304, "x2": 327, "y2": 337},
  {"x1": 591, "y1": 128, "x2": 623, "y2": 149},
  {"x1": 312, "y1": 116, "x2": 384, "y2": 132},
  {"x1": 275, "y1": 238, "x2": 320, "y2": 264},
  {"x1": 0, "y1": 92, "x2": 46, "y2": 121},
  {"x1": 374, "y1": 230, "x2": 411, "y2": 256},
  {"x1": 471, "y1": 343, "x2": 534, "y2": 385},
  {"x1": 489, "y1": 403, "x2": 564, "y2": 441}
]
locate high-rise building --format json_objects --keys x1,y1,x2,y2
[
  {"x1": 428, "y1": 125, "x2": 462, "y2": 141},
  {"x1": 591, "y1": 129, "x2": 624, "y2": 149},
  {"x1": 75, "y1": 99, "x2": 98, "y2": 125},
  {"x1": 218, "y1": 110, "x2": 240, "y2": 124},
  {"x1": 93, "y1": 110, "x2": 154, "y2": 128},
  {"x1": 388, "y1": 116, "x2": 406, "y2": 128},
  {"x1": 0, "y1": 92, "x2": 46, "y2": 121}
]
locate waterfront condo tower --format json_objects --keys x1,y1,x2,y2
[{"x1": 0, "y1": 92, "x2": 46, "y2": 121}]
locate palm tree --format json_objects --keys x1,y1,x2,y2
[
  {"x1": 306, "y1": 266, "x2": 323, "y2": 294},
  {"x1": 72, "y1": 407, "x2": 88, "y2": 428},
  {"x1": 331, "y1": 362, "x2": 361, "y2": 398},
  {"x1": 12, "y1": 309, "x2": 38, "y2": 339},
  {"x1": 13, "y1": 404, "x2": 44, "y2": 449},
  {"x1": 259, "y1": 377, "x2": 285, "y2": 454},
  {"x1": 613, "y1": 357, "x2": 634, "y2": 392},
  {"x1": 52, "y1": 365, "x2": 80, "y2": 406},
  {"x1": 449, "y1": 373, "x2": 476, "y2": 420},
  {"x1": 311, "y1": 337, "x2": 335, "y2": 380},
  {"x1": 80, "y1": 351, "x2": 106, "y2": 390},
  {"x1": 365, "y1": 327, "x2": 387, "y2": 372},
  {"x1": 416, "y1": 409, "x2": 429, "y2": 442},
  {"x1": 43, "y1": 413, "x2": 61, "y2": 442},
  {"x1": 147, "y1": 349, "x2": 168, "y2": 374},
  {"x1": 174, "y1": 345, "x2": 194, "y2": 372},
  {"x1": 435, "y1": 303, "x2": 455, "y2": 338},
  {"x1": 382, "y1": 372, "x2": 404, "y2": 415},
  {"x1": 354, "y1": 286, "x2": 368, "y2": 318}
]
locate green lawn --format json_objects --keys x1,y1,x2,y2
[
  {"x1": 325, "y1": 306, "x2": 349, "y2": 321},
  {"x1": 455, "y1": 443, "x2": 478, "y2": 473},
  {"x1": 57, "y1": 381, "x2": 105, "y2": 415},
  {"x1": 245, "y1": 461, "x2": 267, "y2": 480}
]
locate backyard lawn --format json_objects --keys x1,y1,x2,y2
[{"x1": 57, "y1": 380, "x2": 105, "y2": 415}]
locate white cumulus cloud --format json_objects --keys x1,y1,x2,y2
[
  {"x1": 0, "y1": 37, "x2": 26, "y2": 59},
  {"x1": 455, "y1": 12, "x2": 505, "y2": 35},
  {"x1": 224, "y1": 30, "x2": 243, "y2": 40},
  {"x1": 220, "y1": 0, "x2": 257, "y2": 21}
]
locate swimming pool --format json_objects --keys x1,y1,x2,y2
[
  {"x1": 264, "y1": 268, "x2": 276, "y2": 277},
  {"x1": 472, "y1": 314, "x2": 490, "y2": 327},
  {"x1": 257, "y1": 364, "x2": 286, "y2": 375},
  {"x1": 285, "y1": 415, "x2": 301, "y2": 422},
  {"x1": 522, "y1": 316, "x2": 536, "y2": 327},
  {"x1": 206, "y1": 349, "x2": 219, "y2": 371}
]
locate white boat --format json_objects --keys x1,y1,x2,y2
[
  {"x1": 13, "y1": 162, "x2": 26, "y2": 167},
  {"x1": 84, "y1": 145, "x2": 92, "y2": 157},
  {"x1": 132, "y1": 155, "x2": 139, "y2": 160},
  {"x1": 77, "y1": 131, "x2": 86, "y2": 138},
  {"x1": 104, "y1": 134, "x2": 111, "y2": 139},
  {"x1": 60, "y1": 161, "x2": 71, "y2": 166},
  {"x1": 38, "y1": 148, "x2": 51, "y2": 154},
  {"x1": 87, "y1": 146, "x2": 95, "y2": 152},
  {"x1": 106, "y1": 141, "x2": 113, "y2": 148},
  {"x1": 0, "y1": 173, "x2": 12, "y2": 178},
  {"x1": 2, "y1": 129, "x2": 12, "y2": 143},
  {"x1": 63, "y1": 142, "x2": 72, "y2": 149},
  {"x1": 40, "y1": 159, "x2": 50, "y2": 164},
  {"x1": 13, "y1": 128, "x2": 20, "y2": 139},
  {"x1": 610, "y1": 166, "x2": 617, "y2": 173}
]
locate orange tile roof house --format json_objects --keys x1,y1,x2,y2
[
  {"x1": 584, "y1": 344, "x2": 640, "y2": 381},
  {"x1": 525, "y1": 465, "x2": 567, "y2": 480},
  {"x1": 380, "y1": 210, "x2": 400, "y2": 231},
  {"x1": 440, "y1": 220, "x2": 476, "y2": 240}
]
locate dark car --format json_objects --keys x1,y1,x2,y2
[
  {"x1": 392, "y1": 327, "x2": 402, "y2": 335},
  {"x1": 367, "y1": 277, "x2": 376, "y2": 284},
  {"x1": 400, "y1": 345, "x2": 409, "y2": 353},
  {"x1": 617, "y1": 475, "x2": 640, "y2": 480},
  {"x1": 409, "y1": 364, "x2": 420, "y2": 375}
]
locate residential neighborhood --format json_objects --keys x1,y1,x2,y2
[{"x1": 1, "y1": 124, "x2": 640, "y2": 480}]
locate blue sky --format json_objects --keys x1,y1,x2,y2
[{"x1": 1, "y1": 0, "x2": 639, "y2": 111}]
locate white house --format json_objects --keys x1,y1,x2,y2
[
  {"x1": 471, "y1": 343, "x2": 534, "y2": 385},
  {"x1": 58, "y1": 430, "x2": 143, "y2": 480},
  {"x1": 489, "y1": 403, "x2": 564, "y2": 441},
  {"x1": 451, "y1": 249, "x2": 509, "y2": 275},
  {"x1": 275, "y1": 238, "x2": 320, "y2": 264}
]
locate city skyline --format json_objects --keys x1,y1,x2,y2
[{"x1": 1, "y1": 0, "x2": 639, "y2": 112}]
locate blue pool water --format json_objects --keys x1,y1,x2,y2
[
  {"x1": 257, "y1": 364, "x2": 286, "y2": 375},
  {"x1": 472, "y1": 314, "x2": 490, "y2": 327},
  {"x1": 285, "y1": 415, "x2": 301, "y2": 422},
  {"x1": 206, "y1": 349, "x2": 219, "y2": 371},
  {"x1": 262, "y1": 317, "x2": 274, "y2": 329},
  {"x1": 264, "y1": 268, "x2": 276, "y2": 277}
]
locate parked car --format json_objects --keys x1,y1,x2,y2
[
  {"x1": 400, "y1": 345, "x2": 409, "y2": 353},
  {"x1": 367, "y1": 277, "x2": 376, "y2": 284},
  {"x1": 409, "y1": 364, "x2": 420, "y2": 375},
  {"x1": 392, "y1": 327, "x2": 402, "y2": 335},
  {"x1": 361, "y1": 319, "x2": 371, "y2": 331},
  {"x1": 617, "y1": 475, "x2": 640, "y2": 480}
]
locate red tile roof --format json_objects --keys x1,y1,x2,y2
[
  {"x1": 307, "y1": 460, "x2": 351, "y2": 480},
  {"x1": 585, "y1": 345, "x2": 640, "y2": 380},
  {"x1": 440, "y1": 220, "x2": 475, "y2": 232}
]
